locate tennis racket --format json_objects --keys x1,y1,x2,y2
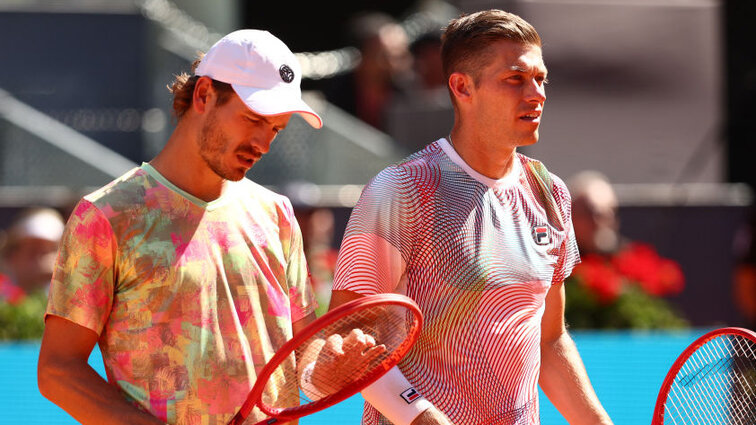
[
  {"x1": 651, "y1": 327, "x2": 756, "y2": 424},
  {"x1": 227, "y1": 293, "x2": 423, "y2": 425}
]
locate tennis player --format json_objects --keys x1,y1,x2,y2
[
  {"x1": 330, "y1": 9, "x2": 614, "y2": 425},
  {"x1": 37, "y1": 29, "x2": 362, "y2": 425}
]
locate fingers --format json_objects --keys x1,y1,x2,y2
[
  {"x1": 362, "y1": 343, "x2": 388, "y2": 364},
  {"x1": 308, "y1": 329, "x2": 388, "y2": 394},
  {"x1": 342, "y1": 328, "x2": 377, "y2": 354},
  {"x1": 316, "y1": 328, "x2": 386, "y2": 370},
  {"x1": 323, "y1": 333, "x2": 344, "y2": 357}
]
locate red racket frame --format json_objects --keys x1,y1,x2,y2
[
  {"x1": 228, "y1": 293, "x2": 423, "y2": 425},
  {"x1": 651, "y1": 327, "x2": 756, "y2": 425}
]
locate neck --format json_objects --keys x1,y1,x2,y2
[
  {"x1": 150, "y1": 124, "x2": 227, "y2": 202},
  {"x1": 448, "y1": 128, "x2": 517, "y2": 180}
]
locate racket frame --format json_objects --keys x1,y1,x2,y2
[
  {"x1": 229, "y1": 293, "x2": 423, "y2": 425},
  {"x1": 651, "y1": 326, "x2": 756, "y2": 425}
]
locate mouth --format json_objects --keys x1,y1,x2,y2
[
  {"x1": 236, "y1": 153, "x2": 259, "y2": 168},
  {"x1": 519, "y1": 110, "x2": 542, "y2": 123}
]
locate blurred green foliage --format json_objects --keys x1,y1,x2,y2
[
  {"x1": 0, "y1": 291, "x2": 47, "y2": 340},
  {"x1": 565, "y1": 278, "x2": 688, "y2": 329}
]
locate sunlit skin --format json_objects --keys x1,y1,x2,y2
[
  {"x1": 151, "y1": 77, "x2": 292, "y2": 202},
  {"x1": 448, "y1": 40, "x2": 548, "y2": 179},
  {"x1": 197, "y1": 94, "x2": 290, "y2": 183}
]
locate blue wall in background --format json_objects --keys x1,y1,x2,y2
[{"x1": 2, "y1": 329, "x2": 709, "y2": 424}]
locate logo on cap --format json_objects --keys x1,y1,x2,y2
[{"x1": 279, "y1": 64, "x2": 294, "y2": 83}]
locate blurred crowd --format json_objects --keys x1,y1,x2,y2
[{"x1": 303, "y1": 8, "x2": 453, "y2": 153}]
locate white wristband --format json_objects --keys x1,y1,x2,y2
[
  {"x1": 300, "y1": 362, "x2": 326, "y2": 399},
  {"x1": 361, "y1": 366, "x2": 432, "y2": 425}
]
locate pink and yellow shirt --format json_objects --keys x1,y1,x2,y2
[{"x1": 47, "y1": 163, "x2": 316, "y2": 424}]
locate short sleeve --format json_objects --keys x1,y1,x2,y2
[
  {"x1": 46, "y1": 199, "x2": 117, "y2": 335},
  {"x1": 333, "y1": 167, "x2": 412, "y2": 295}
]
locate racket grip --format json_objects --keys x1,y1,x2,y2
[
  {"x1": 227, "y1": 412, "x2": 243, "y2": 425},
  {"x1": 229, "y1": 412, "x2": 280, "y2": 425}
]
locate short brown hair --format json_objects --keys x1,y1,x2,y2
[
  {"x1": 441, "y1": 9, "x2": 542, "y2": 83},
  {"x1": 167, "y1": 56, "x2": 236, "y2": 119}
]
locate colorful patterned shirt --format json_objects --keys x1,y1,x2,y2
[
  {"x1": 47, "y1": 163, "x2": 316, "y2": 425},
  {"x1": 333, "y1": 138, "x2": 580, "y2": 425}
]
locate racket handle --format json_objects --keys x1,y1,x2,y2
[
  {"x1": 227, "y1": 413, "x2": 242, "y2": 425},
  {"x1": 228, "y1": 412, "x2": 280, "y2": 425}
]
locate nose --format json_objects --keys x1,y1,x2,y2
[
  {"x1": 253, "y1": 125, "x2": 279, "y2": 155},
  {"x1": 526, "y1": 78, "x2": 547, "y2": 103}
]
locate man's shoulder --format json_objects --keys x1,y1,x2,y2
[
  {"x1": 368, "y1": 142, "x2": 441, "y2": 186},
  {"x1": 516, "y1": 152, "x2": 568, "y2": 191},
  {"x1": 82, "y1": 166, "x2": 148, "y2": 208},
  {"x1": 235, "y1": 178, "x2": 295, "y2": 213},
  {"x1": 515, "y1": 152, "x2": 573, "y2": 226},
  {"x1": 389, "y1": 140, "x2": 446, "y2": 174},
  {"x1": 61, "y1": 167, "x2": 147, "y2": 230}
]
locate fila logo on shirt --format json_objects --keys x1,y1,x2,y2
[
  {"x1": 400, "y1": 387, "x2": 422, "y2": 404},
  {"x1": 532, "y1": 225, "x2": 550, "y2": 245}
]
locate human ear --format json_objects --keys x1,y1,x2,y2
[
  {"x1": 448, "y1": 72, "x2": 473, "y2": 103},
  {"x1": 192, "y1": 76, "x2": 215, "y2": 114}
]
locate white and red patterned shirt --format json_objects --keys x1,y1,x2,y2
[{"x1": 333, "y1": 138, "x2": 580, "y2": 425}]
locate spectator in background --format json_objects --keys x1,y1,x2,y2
[
  {"x1": 319, "y1": 11, "x2": 413, "y2": 131},
  {"x1": 566, "y1": 171, "x2": 685, "y2": 326},
  {"x1": 409, "y1": 31, "x2": 446, "y2": 92},
  {"x1": 386, "y1": 28, "x2": 454, "y2": 153},
  {"x1": 568, "y1": 170, "x2": 621, "y2": 255},
  {"x1": 0, "y1": 207, "x2": 65, "y2": 303}
]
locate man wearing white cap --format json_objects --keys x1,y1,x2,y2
[
  {"x1": 0, "y1": 207, "x2": 65, "y2": 303},
  {"x1": 38, "y1": 30, "x2": 328, "y2": 425}
]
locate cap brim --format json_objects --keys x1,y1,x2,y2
[{"x1": 232, "y1": 84, "x2": 323, "y2": 129}]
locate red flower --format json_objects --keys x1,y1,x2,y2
[
  {"x1": 612, "y1": 242, "x2": 684, "y2": 296},
  {"x1": 0, "y1": 273, "x2": 26, "y2": 305},
  {"x1": 572, "y1": 255, "x2": 623, "y2": 304}
]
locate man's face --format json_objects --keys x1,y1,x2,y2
[
  {"x1": 469, "y1": 40, "x2": 547, "y2": 148},
  {"x1": 198, "y1": 93, "x2": 292, "y2": 181},
  {"x1": 7, "y1": 237, "x2": 59, "y2": 291},
  {"x1": 361, "y1": 24, "x2": 412, "y2": 83}
]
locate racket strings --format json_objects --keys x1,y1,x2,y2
[
  {"x1": 260, "y1": 303, "x2": 419, "y2": 412},
  {"x1": 665, "y1": 334, "x2": 756, "y2": 425}
]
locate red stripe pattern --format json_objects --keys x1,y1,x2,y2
[{"x1": 334, "y1": 138, "x2": 579, "y2": 425}]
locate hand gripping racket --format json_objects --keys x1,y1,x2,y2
[
  {"x1": 227, "y1": 293, "x2": 423, "y2": 425},
  {"x1": 651, "y1": 327, "x2": 756, "y2": 424}
]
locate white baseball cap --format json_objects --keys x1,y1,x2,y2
[
  {"x1": 195, "y1": 29, "x2": 323, "y2": 129},
  {"x1": 8, "y1": 208, "x2": 65, "y2": 243}
]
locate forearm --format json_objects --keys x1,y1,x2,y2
[
  {"x1": 539, "y1": 332, "x2": 612, "y2": 425},
  {"x1": 410, "y1": 407, "x2": 452, "y2": 425},
  {"x1": 38, "y1": 356, "x2": 163, "y2": 425}
]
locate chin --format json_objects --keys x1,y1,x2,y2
[
  {"x1": 517, "y1": 135, "x2": 539, "y2": 147},
  {"x1": 213, "y1": 166, "x2": 247, "y2": 182},
  {"x1": 226, "y1": 170, "x2": 248, "y2": 182}
]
